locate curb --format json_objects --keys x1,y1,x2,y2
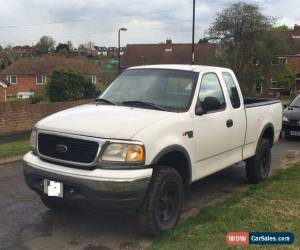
[{"x1": 0, "y1": 156, "x2": 23, "y2": 166}]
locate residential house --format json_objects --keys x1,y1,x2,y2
[
  {"x1": 5, "y1": 45, "x2": 36, "y2": 57},
  {"x1": 277, "y1": 24, "x2": 300, "y2": 93},
  {"x1": 77, "y1": 45, "x2": 88, "y2": 56},
  {"x1": 121, "y1": 39, "x2": 216, "y2": 70},
  {"x1": 0, "y1": 55, "x2": 104, "y2": 98},
  {"x1": 89, "y1": 46, "x2": 97, "y2": 56},
  {"x1": 107, "y1": 47, "x2": 118, "y2": 56},
  {"x1": 94, "y1": 46, "x2": 108, "y2": 56},
  {"x1": 119, "y1": 47, "x2": 126, "y2": 56},
  {"x1": 0, "y1": 78, "x2": 9, "y2": 102}
]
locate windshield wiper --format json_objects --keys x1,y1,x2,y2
[
  {"x1": 95, "y1": 98, "x2": 116, "y2": 105},
  {"x1": 122, "y1": 101, "x2": 166, "y2": 111}
]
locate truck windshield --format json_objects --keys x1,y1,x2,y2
[{"x1": 99, "y1": 69, "x2": 199, "y2": 112}]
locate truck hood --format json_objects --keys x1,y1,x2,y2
[{"x1": 37, "y1": 104, "x2": 174, "y2": 139}]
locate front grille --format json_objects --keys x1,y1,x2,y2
[
  {"x1": 282, "y1": 122, "x2": 300, "y2": 131},
  {"x1": 38, "y1": 133, "x2": 99, "y2": 164}
]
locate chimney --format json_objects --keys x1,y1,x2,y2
[
  {"x1": 165, "y1": 39, "x2": 172, "y2": 52},
  {"x1": 293, "y1": 24, "x2": 300, "y2": 38}
]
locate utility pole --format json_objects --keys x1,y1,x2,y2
[
  {"x1": 192, "y1": 0, "x2": 195, "y2": 64},
  {"x1": 118, "y1": 27, "x2": 127, "y2": 74}
]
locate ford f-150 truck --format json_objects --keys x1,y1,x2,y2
[{"x1": 23, "y1": 65, "x2": 282, "y2": 235}]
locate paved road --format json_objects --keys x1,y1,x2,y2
[{"x1": 0, "y1": 139, "x2": 300, "y2": 250}]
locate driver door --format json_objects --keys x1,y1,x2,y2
[{"x1": 192, "y1": 72, "x2": 235, "y2": 180}]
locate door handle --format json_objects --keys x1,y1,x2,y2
[{"x1": 226, "y1": 119, "x2": 233, "y2": 128}]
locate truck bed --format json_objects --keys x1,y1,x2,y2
[
  {"x1": 244, "y1": 98, "x2": 280, "y2": 108},
  {"x1": 242, "y1": 99, "x2": 282, "y2": 160}
]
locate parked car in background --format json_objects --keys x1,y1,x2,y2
[
  {"x1": 23, "y1": 65, "x2": 282, "y2": 236},
  {"x1": 282, "y1": 94, "x2": 300, "y2": 138}
]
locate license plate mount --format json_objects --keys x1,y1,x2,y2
[{"x1": 43, "y1": 179, "x2": 63, "y2": 198}]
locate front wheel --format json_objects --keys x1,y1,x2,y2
[
  {"x1": 246, "y1": 138, "x2": 271, "y2": 183},
  {"x1": 137, "y1": 166, "x2": 184, "y2": 236}
]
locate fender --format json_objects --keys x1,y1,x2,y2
[
  {"x1": 256, "y1": 122, "x2": 275, "y2": 150},
  {"x1": 151, "y1": 144, "x2": 192, "y2": 184}
]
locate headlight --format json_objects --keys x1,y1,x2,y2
[
  {"x1": 283, "y1": 116, "x2": 289, "y2": 122},
  {"x1": 30, "y1": 129, "x2": 37, "y2": 153},
  {"x1": 101, "y1": 142, "x2": 144, "y2": 163}
]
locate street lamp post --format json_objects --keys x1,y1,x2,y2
[
  {"x1": 118, "y1": 27, "x2": 127, "y2": 74},
  {"x1": 192, "y1": 0, "x2": 195, "y2": 64}
]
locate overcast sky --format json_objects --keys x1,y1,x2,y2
[{"x1": 0, "y1": 0, "x2": 299, "y2": 47}]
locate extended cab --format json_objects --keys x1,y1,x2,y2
[{"x1": 23, "y1": 65, "x2": 282, "y2": 235}]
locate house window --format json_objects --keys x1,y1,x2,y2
[
  {"x1": 89, "y1": 75, "x2": 97, "y2": 84},
  {"x1": 272, "y1": 57, "x2": 287, "y2": 65},
  {"x1": 271, "y1": 78, "x2": 280, "y2": 88},
  {"x1": 36, "y1": 75, "x2": 46, "y2": 85},
  {"x1": 6, "y1": 75, "x2": 17, "y2": 84}
]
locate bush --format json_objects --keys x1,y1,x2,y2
[
  {"x1": 31, "y1": 87, "x2": 48, "y2": 104},
  {"x1": 31, "y1": 95, "x2": 45, "y2": 104},
  {"x1": 47, "y1": 68, "x2": 96, "y2": 102}
]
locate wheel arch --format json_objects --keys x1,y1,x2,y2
[
  {"x1": 150, "y1": 145, "x2": 192, "y2": 185},
  {"x1": 257, "y1": 123, "x2": 275, "y2": 149}
]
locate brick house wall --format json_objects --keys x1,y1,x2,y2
[
  {"x1": 0, "y1": 99, "x2": 92, "y2": 135},
  {"x1": 288, "y1": 57, "x2": 300, "y2": 72},
  {"x1": 0, "y1": 55, "x2": 104, "y2": 97},
  {"x1": 0, "y1": 86, "x2": 6, "y2": 102},
  {"x1": 6, "y1": 75, "x2": 45, "y2": 96},
  {"x1": 287, "y1": 56, "x2": 300, "y2": 92}
]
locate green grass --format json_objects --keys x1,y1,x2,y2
[
  {"x1": 149, "y1": 163, "x2": 300, "y2": 250},
  {"x1": 0, "y1": 140, "x2": 30, "y2": 159}
]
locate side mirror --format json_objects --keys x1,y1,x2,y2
[
  {"x1": 195, "y1": 104, "x2": 206, "y2": 116},
  {"x1": 202, "y1": 96, "x2": 221, "y2": 112}
]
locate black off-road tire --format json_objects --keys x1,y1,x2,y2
[
  {"x1": 246, "y1": 138, "x2": 271, "y2": 183},
  {"x1": 40, "y1": 196, "x2": 69, "y2": 212},
  {"x1": 137, "y1": 166, "x2": 184, "y2": 236}
]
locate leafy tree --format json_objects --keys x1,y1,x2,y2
[
  {"x1": 36, "y1": 36, "x2": 56, "y2": 54},
  {"x1": 47, "y1": 69, "x2": 96, "y2": 102},
  {"x1": 198, "y1": 38, "x2": 209, "y2": 43},
  {"x1": 67, "y1": 40, "x2": 73, "y2": 50},
  {"x1": 272, "y1": 25, "x2": 293, "y2": 32},
  {"x1": 55, "y1": 43, "x2": 70, "y2": 56},
  {"x1": 271, "y1": 64, "x2": 295, "y2": 89},
  {"x1": 207, "y1": 2, "x2": 292, "y2": 94}
]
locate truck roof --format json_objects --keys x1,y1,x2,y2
[{"x1": 128, "y1": 64, "x2": 231, "y2": 73}]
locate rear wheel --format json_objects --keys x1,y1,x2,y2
[
  {"x1": 246, "y1": 138, "x2": 271, "y2": 183},
  {"x1": 137, "y1": 166, "x2": 184, "y2": 236}
]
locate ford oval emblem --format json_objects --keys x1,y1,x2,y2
[{"x1": 56, "y1": 144, "x2": 68, "y2": 153}]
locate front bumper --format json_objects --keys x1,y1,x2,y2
[
  {"x1": 282, "y1": 121, "x2": 300, "y2": 136},
  {"x1": 23, "y1": 152, "x2": 152, "y2": 211}
]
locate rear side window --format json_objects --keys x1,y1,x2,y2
[{"x1": 222, "y1": 72, "x2": 241, "y2": 109}]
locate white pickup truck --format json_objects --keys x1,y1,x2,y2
[{"x1": 23, "y1": 65, "x2": 282, "y2": 235}]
